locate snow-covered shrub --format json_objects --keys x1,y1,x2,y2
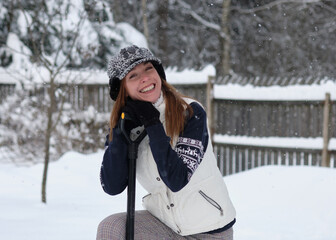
[
  {"x1": 0, "y1": 89, "x2": 47, "y2": 163},
  {"x1": 56, "y1": 104, "x2": 109, "y2": 153},
  {"x1": 0, "y1": 88, "x2": 109, "y2": 164}
]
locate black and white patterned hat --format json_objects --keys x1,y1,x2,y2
[{"x1": 107, "y1": 45, "x2": 166, "y2": 100}]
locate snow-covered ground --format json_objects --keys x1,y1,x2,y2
[
  {"x1": 1, "y1": 4, "x2": 336, "y2": 239},
  {"x1": 0, "y1": 150, "x2": 335, "y2": 240}
]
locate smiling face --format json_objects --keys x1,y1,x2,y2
[{"x1": 124, "y1": 62, "x2": 162, "y2": 103}]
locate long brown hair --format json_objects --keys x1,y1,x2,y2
[{"x1": 109, "y1": 79, "x2": 193, "y2": 142}]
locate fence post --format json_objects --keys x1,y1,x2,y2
[
  {"x1": 322, "y1": 92, "x2": 331, "y2": 167},
  {"x1": 207, "y1": 75, "x2": 215, "y2": 142}
]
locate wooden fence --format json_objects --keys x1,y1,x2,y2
[
  {"x1": 209, "y1": 80, "x2": 335, "y2": 175},
  {"x1": 0, "y1": 82, "x2": 207, "y2": 113},
  {"x1": 213, "y1": 143, "x2": 336, "y2": 176},
  {"x1": 59, "y1": 84, "x2": 112, "y2": 113},
  {"x1": 1, "y1": 77, "x2": 335, "y2": 175},
  {"x1": 213, "y1": 99, "x2": 336, "y2": 138}
]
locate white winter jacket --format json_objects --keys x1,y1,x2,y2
[{"x1": 134, "y1": 97, "x2": 236, "y2": 236}]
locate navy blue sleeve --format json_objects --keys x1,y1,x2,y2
[
  {"x1": 145, "y1": 102, "x2": 209, "y2": 192},
  {"x1": 100, "y1": 128, "x2": 129, "y2": 195}
]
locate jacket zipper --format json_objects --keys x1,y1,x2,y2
[
  {"x1": 199, "y1": 190, "x2": 223, "y2": 216},
  {"x1": 166, "y1": 189, "x2": 182, "y2": 234}
]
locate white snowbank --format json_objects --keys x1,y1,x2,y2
[
  {"x1": 0, "y1": 150, "x2": 335, "y2": 240},
  {"x1": 214, "y1": 135, "x2": 336, "y2": 151},
  {"x1": 214, "y1": 80, "x2": 336, "y2": 101}
]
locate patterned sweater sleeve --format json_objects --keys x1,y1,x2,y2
[
  {"x1": 145, "y1": 102, "x2": 209, "y2": 192},
  {"x1": 100, "y1": 127, "x2": 129, "y2": 195}
]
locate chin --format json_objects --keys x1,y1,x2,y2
[{"x1": 151, "y1": 93, "x2": 161, "y2": 102}]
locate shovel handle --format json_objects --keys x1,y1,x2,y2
[{"x1": 120, "y1": 112, "x2": 147, "y2": 240}]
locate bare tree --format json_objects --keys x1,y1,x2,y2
[
  {"x1": 156, "y1": 1, "x2": 169, "y2": 61},
  {"x1": 229, "y1": 0, "x2": 336, "y2": 77},
  {"x1": 219, "y1": 0, "x2": 231, "y2": 76},
  {"x1": 11, "y1": 0, "x2": 97, "y2": 203},
  {"x1": 175, "y1": 0, "x2": 231, "y2": 76},
  {"x1": 111, "y1": 0, "x2": 123, "y2": 23},
  {"x1": 141, "y1": 0, "x2": 149, "y2": 42},
  {"x1": 116, "y1": 0, "x2": 336, "y2": 78}
]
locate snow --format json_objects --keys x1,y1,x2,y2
[
  {"x1": 0, "y1": 68, "x2": 20, "y2": 84},
  {"x1": 0, "y1": 2, "x2": 146, "y2": 86},
  {"x1": 5, "y1": 33, "x2": 33, "y2": 75},
  {"x1": 0, "y1": 150, "x2": 335, "y2": 240},
  {"x1": 1, "y1": 4, "x2": 336, "y2": 239},
  {"x1": 214, "y1": 135, "x2": 336, "y2": 151},
  {"x1": 17, "y1": 11, "x2": 31, "y2": 36},
  {"x1": 0, "y1": 3, "x2": 7, "y2": 19},
  {"x1": 115, "y1": 22, "x2": 148, "y2": 49},
  {"x1": 166, "y1": 65, "x2": 216, "y2": 84},
  {"x1": 214, "y1": 79, "x2": 336, "y2": 101},
  {"x1": 2, "y1": 61, "x2": 335, "y2": 102}
]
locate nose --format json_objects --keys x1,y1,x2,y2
[{"x1": 140, "y1": 72, "x2": 150, "y2": 83}]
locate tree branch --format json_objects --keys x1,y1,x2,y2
[
  {"x1": 317, "y1": 2, "x2": 336, "y2": 15},
  {"x1": 55, "y1": 11, "x2": 86, "y2": 74},
  {"x1": 175, "y1": 0, "x2": 221, "y2": 31},
  {"x1": 231, "y1": 0, "x2": 320, "y2": 14},
  {"x1": 20, "y1": 7, "x2": 53, "y2": 71},
  {"x1": 174, "y1": 0, "x2": 230, "y2": 40}
]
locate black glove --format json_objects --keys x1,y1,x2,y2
[
  {"x1": 125, "y1": 98, "x2": 160, "y2": 127},
  {"x1": 119, "y1": 104, "x2": 142, "y2": 133}
]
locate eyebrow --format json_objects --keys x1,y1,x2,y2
[{"x1": 128, "y1": 62, "x2": 151, "y2": 74}]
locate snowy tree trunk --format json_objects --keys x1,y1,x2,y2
[
  {"x1": 41, "y1": 79, "x2": 56, "y2": 203},
  {"x1": 157, "y1": 1, "x2": 168, "y2": 62},
  {"x1": 112, "y1": 0, "x2": 122, "y2": 23},
  {"x1": 141, "y1": 0, "x2": 149, "y2": 42},
  {"x1": 216, "y1": 0, "x2": 231, "y2": 77},
  {"x1": 222, "y1": 0, "x2": 231, "y2": 75}
]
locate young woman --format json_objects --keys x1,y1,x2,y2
[{"x1": 97, "y1": 45, "x2": 236, "y2": 239}]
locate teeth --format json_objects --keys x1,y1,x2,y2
[{"x1": 140, "y1": 84, "x2": 154, "y2": 93}]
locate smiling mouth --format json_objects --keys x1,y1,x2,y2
[{"x1": 140, "y1": 84, "x2": 155, "y2": 93}]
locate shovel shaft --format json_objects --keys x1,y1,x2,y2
[
  {"x1": 126, "y1": 143, "x2": 137, "y2": 240},
  {"x1": 120, "y1": 112, "x2": 147, "y2": 240}
]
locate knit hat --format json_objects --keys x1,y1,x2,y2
[{"x1": 107, "y1": 45, "x2": 166, "y2": 101}]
